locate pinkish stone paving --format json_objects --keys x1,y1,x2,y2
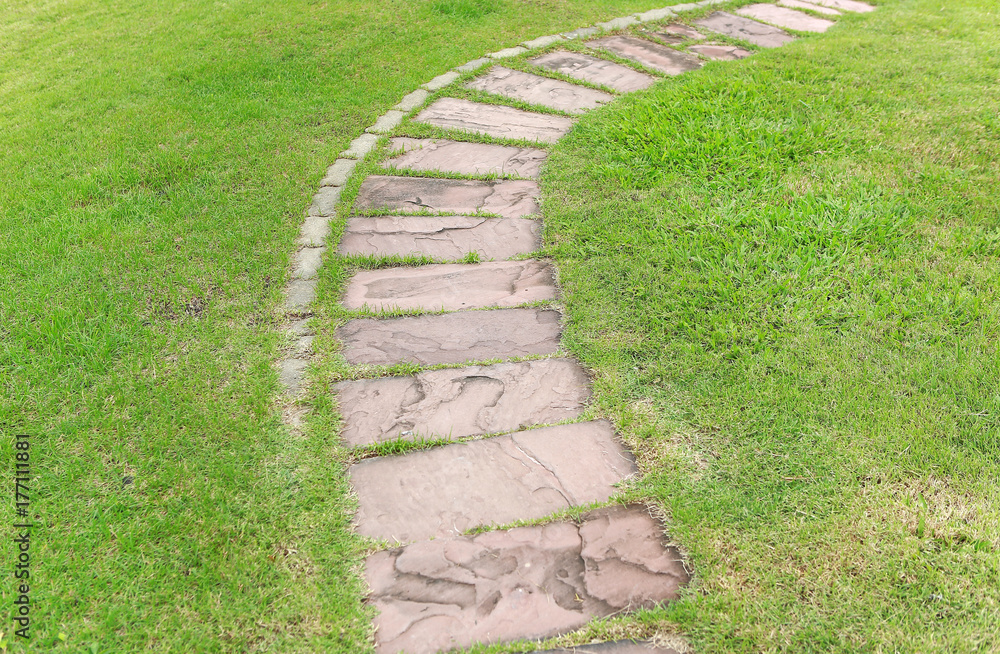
[
  {"x1": 778, "y1": 0, "x2": 842, "y2": 15},
  {"x1": 695, "y1": 11, "x2": 796, "y2": 48},
  {"x1": 648, "y1": 23, "x2": 705, "y2": 44},
  {"x1": 587, "y1": 36, "x2": 702, "y2": 75},
  {"x1": 341, "y1": 260, "x2": 557, "y2": 312},
  {"x1": 354, "y1": 175, "x2": 539, "y2": 219},
  {"x1": 350, "y1": 420, "x2": 636, "y2": 541},
  {"x1": 466, "y1": 66, "x2": 614, "y2": 114},
  {"x1": 338, "y1": 215, "x2": 540, "y2": 260},
  {"x1": 531, "y1": 51, "x2": 656, "y2": 93},
  {"x1": 689, "y1": 43, "x2": 754, "y2": 61},
  {"x1": 336, "y1": 358, "x2": 591, "y2": 446},
  {"x1": 365, "y1": 504, "x2": 689, "y2": 654},
  {"x1": 415, "y1": 97, "x2": 574, "y2": 143},
  {"x1": 737, "y1": 3, "x2": 835, "y2": 32},
  {"x1": 386, "y1": 138, "x2": 547, "y2": 178},
  {"x1": 337, "y1": 307, "x2": 562, "y2": 366}
]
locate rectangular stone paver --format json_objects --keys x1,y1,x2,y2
[
  {"x1": 530, "y1": 51, "x2": 656, "y2": 93},
  {"x1": 342, "y1": 261, "x2": 556, "y2": 312},
  {"x1": 695, "y1": 11, "x2": 795, "y2": 48},
  {"x1": 338, "y1": 215, "x2": 540, "y2": 261},
  {"x1": 386, "y1": 138, "x2": 547, "y2": 179},
  {"x1": 414, "y1": 97, "x2": 573, "y2": 144},
  {"x1": 587, "y1": 36, "x2": 702, "y2": 75},
  {"x1": 466, "y1": 67, "x2": 613, "y2": 114},
  {"x1": 737, "y1": 3, "x2": 835, "y2": 32},
  {"x1": 689, "y1": 43, "x2": 753, "y2": 60},
  {"x1": 337, "y1": 358, "x2": 591, "y2": 446},
  {"x1": 354, "y1": 175, "x2": 539, "y2": 220},
  {"x1": 778, "y1": 0, "x2": 841, "y2": 15},
  {"x1": 337, "y1": 307, "x2": 562, "y2": 366},
  {"x1": 366, "y1": 504, "x2": 688, "y2": 654},
  {"x1": 351, "y1": 420, "x2": 636, "y2": 542},
  {"x1": 809, "y1": 0, "x2": 874, "y2": 11}
]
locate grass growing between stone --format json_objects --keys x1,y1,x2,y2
[
  {"x1": 0, "y1": 0, "x2": 672, "y2": 651},
  {"x1": 540, "y1": 0, "x2": 1000, "y2": 651}
]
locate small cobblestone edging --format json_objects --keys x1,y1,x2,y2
[{"x1": 275, "y1": 0, "x2": 876, "y2": 651}]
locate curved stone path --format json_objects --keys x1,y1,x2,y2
[{"x1": 278, "y1": 0, "x2": 875, "y2": 651}]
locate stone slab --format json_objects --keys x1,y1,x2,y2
[
  {"x1": 695, "y1": 11, "x2": 795, "y2": 48},
  {"x1": 587, "y1": 36, "x2": 702, "y2": 75},
  {"x1": 365, "y1": 504, "x2": 688, "y2": 654},
  {"x1": 342, "y1": 133, "x2": 378, "y2": 159},
  {"x1": 338, "y1": 215, "x2": 540, "y2": 261},
  {"x1": 531, "y1": 51, "x2": 656, "y2": 93},
  {"x1": 597, "y1": 15, "x2": 640, "y2": 30},
  {"x1": 635, "y1": 7, "x2": 677, "y2": 22},
  {"x1": 278, "y1": 358, "x2": 308, "y2": 395},
  {"x1": 320, "y1": 158, "x2": 358, "y2": 187},
  {"x1": 354, "y1": 175, "x2": 540, "y2": 219},
  {"x1": 386, "y1": 137, "x2": 547, "y2": 178},
  {"x1": 351, "y1": 420, "x2": 637, "y2": 542},
  {"x1": 291, "y1": 246, "x2": 324, "y2": 279},
  {"x1": 337, "y1": 358, "x2": 591, "y2": 446},
  {"x1": 285, "y1": 279, "x2": 317, "y2": 313},
  {"x1": 736, "y1": 3, "x2": 835, "y2": 32},
  {"x1": 489, "y1": 46, "x2": 529, "y2": 59},
  {"x1": 809, "y1": 0, "x2": 874, "y2": 11},
  {"x1": 337, "y1": 307, "x2": 562, "y2": 366},
  {"x1": 393, "y1": 89, "x2": 430, "y2": 112},
  {"x1": 466, "y1": 67, "x2": 613, "y2": 115},
  {"x1": 523, "y1": 34, "x2": 566, "y2": 49},
  {"x1": 415, "y1": 97, "x2": 574, "y2": 144},
  {"x1": 689, "y1": 43, "x2": 754, "y2": 60},
  {"x1": 296, "y1": 214, "x2": 330, "y2": 247},
  {"x1": 563, "y1": 26, "x2": 600, "y2": 40},
  {"x1": 342, "y1": 260, "x2": 557, "y2": 312},
  {"x1": 366, "y1": 110, "x2": 405, "y2": 134},
  {"x1": 422, "y1": 71, "x2": 460, "y2": 91},
  {"x1": 456, "y1": 57, "x2": 492, "y2": 72},
  {"x1": 659, "y1": 23, "x2": 705, "y2": 39},
  {"x1": 542, "y1": 643, "x2": 681, "y2": 654},
  {"x1": 778, "y1": 0, "x2": 841, "y2": 15},
  {"x1": 308, "y1": 185, "x2": 342, "y2": 217}
]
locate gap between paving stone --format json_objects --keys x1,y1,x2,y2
[{"x1": 271, "y1": 3, "x2": 876, "y2": 651}]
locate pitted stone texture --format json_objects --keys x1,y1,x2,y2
[
  {"x1": 587, "y1": 36, "x2": 702, "y2": 75},
  {"x1": 531, "y1": 51, "x2": 656, "y2": 93},
  {"x1": 689, "y1": 43, "x2": 754, "y2": 60},
  {"x1": 597, "y1": 15, "x2": 640, "y2": 30},
  {"x1": 415, "y1": 97, "x2": 573, "y2": 143},
  {"x1": 779, "y1": 0, "x2": 841, "y2": 15},
  {"x1": 489, "y1": 45, "x2": 529, "y2": 59},
  {"x1": 308, "y1": 185, "x2": 342, "y2": 217},
  {"x1": 456, "y1": 57, "x2": 492, "y2": 72},
  {"x1": 386, "y1": 138, "x2": 546, "y2": 178},
  {"x1": 354, "y1": 175, "x2": 539, "y2": 219},
  {"x1": 278, "y1": 358, "x2": 308, "y2": 395},
  {"x1": 467, "y1": 67, "x2": 613, "y2": 115},
  {"x1": 337, "y1": 358, "x2": 591, "y2": 446},
  {"x1": 563, "y1": 26, "x2": 600, "y2": 40},
  {"x1": 338, "y1": 307, "x2": 561, "y2": 366},
  {"x1": 351, "y1": 420, "x2": 637, "y2": 542},
  {"x1": 366, "y1": 110, "x2": 405, "y2": 134},
  {"x1": 523, "y1": 34, "x2": 566, "y2": 49},
  {"x1": 342, "y1": 133, "x2": 378, "y2": 159},
  {"x1": 542, "y1": 642, "x2": 681, "y2": 654},
  {"x1": 291, "y1": 246, "x2": 324, "y2": 279},
  {"x1": 654, "y1": 23, "x2": 706, "y2": 43},
  {"x1": 695, "y1": 12, "x2": 795, "y2": 48},
  {"x1": 423, "y1": 71, "x2": 461, "y2": 91},
  {"x1": 320, "y1": 158, "x2": 358, "y2": 187},
  {"x1": 339, "y1": 216, "x2": 540, "y2": 261},
  {"x1": 394, "y1": 89, "x2": 430, "y2": 112},
  {"x1": 365, "y1": 504, "x2": 688, "y2": 654},
  {"x1": 809, "y1": 0, "x2": 874, "y2": 11},
  {"x1": 296, "y1": 215, "x2": 330, "y2": 246},
  {"x1": 342, "y1": 260, "x2": 556, "y2": 312},
  {"x1": 736, "y1": 3, "x2": 835, "y2": 32},
  {"x1": 285, "y1": 279, "x2": 317, "y2": 312}
]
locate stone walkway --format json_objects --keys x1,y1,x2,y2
[{"x1": 278, "y1": 0, "x2": 875, "y2": 651}]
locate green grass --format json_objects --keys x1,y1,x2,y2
[
  {"x1": 0, "y1": 0, "x2": 670, "y2": 651},
  {"x1": 539, "y1": 0, "x2": 1000, "y2": 651}
]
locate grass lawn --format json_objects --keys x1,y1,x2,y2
[
  {"x1": 0, "y1": 0, "x2": 668, "y2": 651},
  {"x1": 3, "y1": 0, "x2": 998, "y2": 651},
  {"x1": 538, "y1": 0, "x2": 1000, "y2": 650}
]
